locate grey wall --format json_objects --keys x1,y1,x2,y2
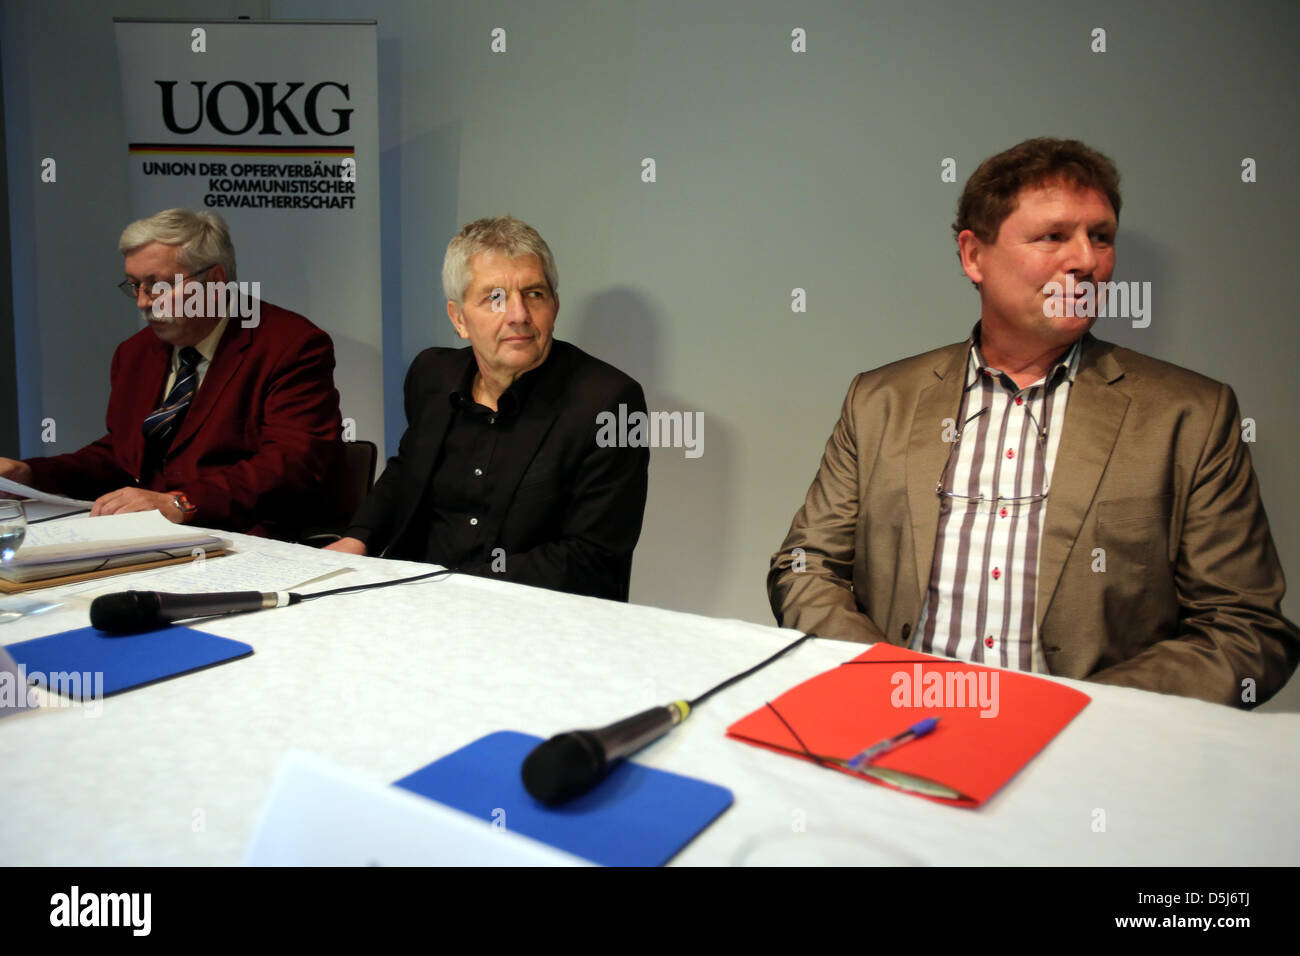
[
  {"x1": 4, "y1": 0, "x2": 1298, "y2": 708},
  {"x1": 0, "y1": 40, "x2": 17, "y2": 455}
]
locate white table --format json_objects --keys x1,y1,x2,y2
[{"x1": 2, "y1": 532, "x2": 1297, "y2": 866}]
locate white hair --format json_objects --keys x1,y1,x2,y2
[
  {"x1": 442, "y1": 215, "x2": 557, "y2": 304},
  {"x1": 118, "y1": 208, "x2": 237, "y2": 282}
]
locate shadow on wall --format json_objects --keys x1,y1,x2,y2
[
  {"x1": 573, "y1": 287, "x2": 735, "y2": 618},
  {"x1": 1093, "y1": 231, "x2": 1173, "y2": 357}
]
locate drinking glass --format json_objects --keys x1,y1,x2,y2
[{"x1": 0, "y1": 501, "x2": 27, "y2": 562}]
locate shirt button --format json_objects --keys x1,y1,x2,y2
[
  {"x1": 474, "y1": 468, "x2": 483, "y2": 477},
  {"x1": 1015, "y1": 396, "x2": 1024, "y2": 406},
  {"x1": 992, "y1": 568, "x2": 1001, "y2": 580},
  {"x1": 984, "y1": 636, "x2": 995, "y2": 648},
  {"x1": 1006, "y1": 448, "x2": 1015, "y2": 459},
  {"x1": 469, "y1": 517, "x2": 479, "y2": 526},
  {"x1": 488, "y1": 417, "x2": 496, "y2": 425},
  {"x1": 999, "y1": 507, "x2": 1008, "y2": 518}
]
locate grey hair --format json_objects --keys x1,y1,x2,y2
[
  {"x1": 118, "y1": 208, "x2": 237, "y2": 282},
  {"x1": 442, "y1": 216, "x2": 557, "y2": 304}
]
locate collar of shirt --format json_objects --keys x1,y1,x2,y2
[
  {"x1": 447, "y1": 349, "x2": 549, "y2": 419},
  {"x1": 168, "y1": 315, "x2": 229, "y2": 384},
  {"x1": 965, "y1": 321, "x2": 1082, "y2": 392}
]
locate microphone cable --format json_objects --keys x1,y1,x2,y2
[
  {"x1": 293, "y1": 566, "x2": 455, "y2": 602},
  {"x1": 686, "y1": 632, "x2": 812, "y2": 709},
  {"x1": 89, "y1": 565, "x2": 458, "y2": 634},
  {"x1": 521, "y1": 631, "x2": 816, "y2": 804}
]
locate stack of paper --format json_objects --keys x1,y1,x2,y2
[
  {"x1": 0, "y1": 511, "x2": 227, "y2": 586},
  {"x1": 0, "y1": 476, "x2": 92, "y2": 522}
]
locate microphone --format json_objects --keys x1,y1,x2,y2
[
  {"x1": 521, "y1": 700, "x2": 691, "y2": 805},
  {"x1": 90, "y1": 589, "x2": 298, "y2": 634}
]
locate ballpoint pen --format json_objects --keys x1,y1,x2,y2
[{"x1": 846, "y1": 717, "x2": 940, "y2": 772}]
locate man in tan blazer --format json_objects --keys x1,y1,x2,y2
[{"x1": 768, "y1": 138, "x2": 1298, "y2": 708}]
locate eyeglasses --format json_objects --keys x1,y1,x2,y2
[
  {"x1": 117, "y1": 264, "x2": 217, "y2": 300},
  {"x1": 935, "y1": 405, "x2": 1050, "y2": 507}
]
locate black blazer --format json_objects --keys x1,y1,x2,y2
[{"x1": 347, "y1": 341, "x2": 649, "y2": 601}]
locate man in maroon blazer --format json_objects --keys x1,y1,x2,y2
[{"x1": 0, "y1": 209, "x2": 351, "y2": 540}]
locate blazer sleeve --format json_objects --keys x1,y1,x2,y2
[
  {"x1": 464, "y1": 378, "x2": 650, "y2": 601},
  {"x1": 767, "y1": 374, "x2": 887, "y2": 643},
  {"x1": 24, "y1": 342, "x2": 135, "y2": 500},
  {"x1": 343, "y1": 355, "x2": 426, "y2": 553},
  {"x1": 181, "y1": 326, "x2": 344, "y2": 531},
  {"x1": 1088, "y1": 384, "x2": 1300, "y2": 706}
]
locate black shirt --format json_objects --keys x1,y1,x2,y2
[{"x1": 394, "y1": 353, "x2": 545, "y2": 570}]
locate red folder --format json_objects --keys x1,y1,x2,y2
[{"x1": 726, "y1": 644, "x2": 1090, "y2": 807}]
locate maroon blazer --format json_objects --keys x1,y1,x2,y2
[{"x1": 25, "y1": 302, "x2": 352, "y2": 539}]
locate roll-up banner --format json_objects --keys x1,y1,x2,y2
[{"x1": 113, "y1": 18, "x2": 383, "y2": 457}]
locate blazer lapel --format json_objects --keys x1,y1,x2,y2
[
  {"x1": 1035, "y1": 337, "x2": 1129, "y2": 631},
  {"x1": 905, "y1": 343, "x2": 967, "y2": 604},
  {"x1": 168, "y1": 319, "x2": 249, "y2": 455}
]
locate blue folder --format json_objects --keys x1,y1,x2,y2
[
  {"x1": 394, "y1": 730, "x2": 733, "y2": 867},
  {"x1": 5, "y1": 625, "x2": 253, "y2": 698}
]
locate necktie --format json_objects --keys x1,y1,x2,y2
[{"x1": 142, "y1": 346, "x2": 202, "y2": 446}]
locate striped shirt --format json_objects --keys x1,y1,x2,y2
[{"x1": 911, "y1": 330, "x2": 1081, "y2": 671}]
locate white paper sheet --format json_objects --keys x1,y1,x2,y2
[
  {"x1": 22, "y1": 510, "x2": 177, "y2": 547},
  {"x1": 78, "y1": 550, "x2": 358, "y2": 598},
  {"x1": 14, "y1": 510, "x2": 224, "y2": 564},
  {"x1": 245, "y1": 751, "x2": 586, "y2": 866},
  {"x1": 20, "y1": 502, "x2": 90, "y2": 523},
  {"x1": 0, "y1": 476, "x2": 92, "y2": 509}
]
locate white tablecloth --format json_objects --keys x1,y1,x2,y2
[{"x1": 2, "y1": 532, "x2": 1297, "y2": 865}]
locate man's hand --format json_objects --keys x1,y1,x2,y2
[
  {"x1": 324, "y1": 536, "x2": 367, "y2": 556},
  {"x1": 0, "y1": 457, "x2": 34, "y2": 495},
  {"x1": 92, "y1": 488, "x2": 184, "y2": 522}
]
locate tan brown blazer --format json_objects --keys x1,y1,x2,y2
[{"x1": 768, "y1": 334, "x2": 1299, "y2": 707}]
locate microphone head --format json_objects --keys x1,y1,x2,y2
[
  {"x1": 89, "y1": 591, "x2": 162, "y2": 635},
  {"x1": 521, "y1": 731, "x2": 607, "y2": 805}
]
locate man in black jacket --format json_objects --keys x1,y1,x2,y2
[{"x1": 327, "y1": 217, "x2": 649, "y2": 601}]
